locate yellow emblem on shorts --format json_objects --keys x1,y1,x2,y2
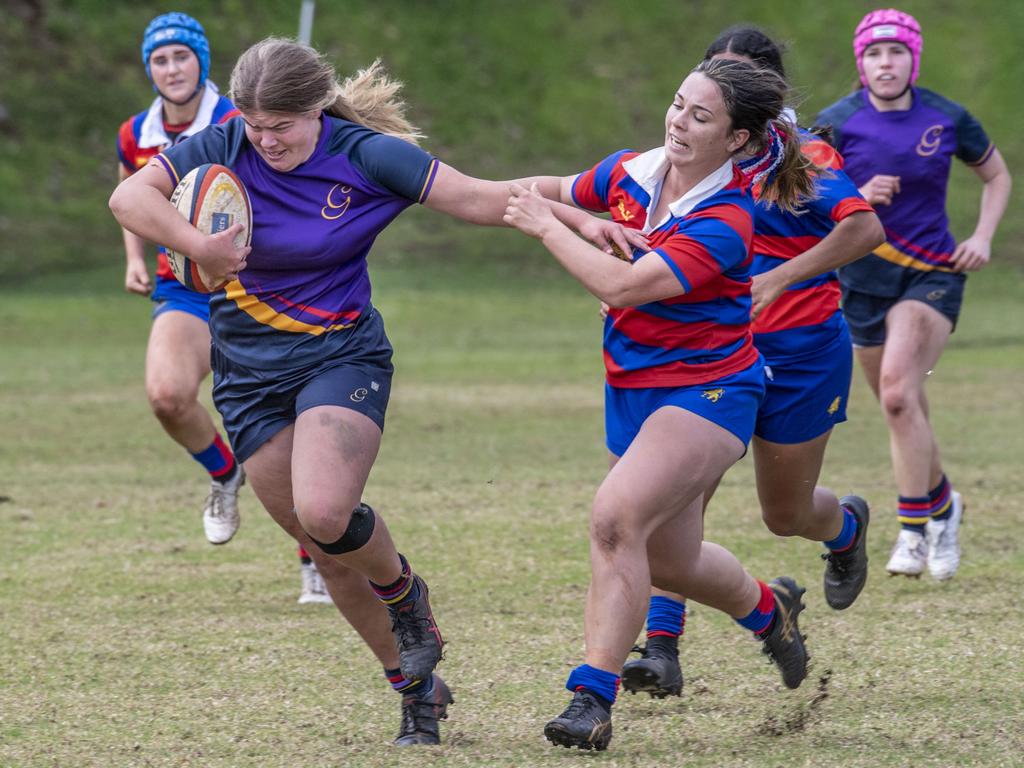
[
  {"x1": 827, "y1": 396, "x2": 842, "y2": 415},
  {"x1": 702, "y1": 388, "x2": 725, "y2": 403}
]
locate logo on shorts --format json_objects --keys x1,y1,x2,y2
[
  {"x1": 916, "y1": 125, "x2": 944, "y2": 157},
  {"x1": 350, "y1": 387, "x2": 368, "y2": 403},
  {"x1": 827, "y1": 396, "x2": 842, "y2": 415},
  {"x1": 926, "y1": 289, "x2": 947, "y2": 301},
  {"x1": 702, "y1": 388, "x2": 725, "y2": 403}
]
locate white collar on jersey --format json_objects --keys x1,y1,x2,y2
[
  {"x1": 138, "y1": 80, "x2": 222, "y2": 149},
  {"x1": 622, "y1": 147, "x2": 734, "y2": 229}
]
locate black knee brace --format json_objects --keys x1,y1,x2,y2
[{"x1": 308, "y1": 503, "x2": 376, "y2": 555}]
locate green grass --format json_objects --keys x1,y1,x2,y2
[{"x1": 1, "y1": 256, "x2": 1023, "y2": 767}]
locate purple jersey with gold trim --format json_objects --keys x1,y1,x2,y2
[
  {"x1": 815, "y1": 87, "x2": 993, "y2": 296},
  {"x1": 572, "y1": 148, "x2": 759, "y2": 389},
  {"x1": 750, "y1": 133, "x2": 874, "y2": 360},
  {"x1": 155, "y1": 114, "x2": 439, "y2": 370}
]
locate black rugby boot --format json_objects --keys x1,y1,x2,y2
[
  {"x1": 387, "y1": 574, "x2": 444, "y2": 681},
  {"x1": 759, "y1": 577, "x2": 809, "y2": 689},
  {"x1": 823, "y1": 495, "x2": 871, "y2": 610},
  {"x1": 544, "y1": 689, "x2": 613, "y2": 751},
  {"x1": 394, "y1": 675, "x2": 454, "y2": 746},
  {"x1": 621, "y1": 635, "x2": 683, "y2": 698}
]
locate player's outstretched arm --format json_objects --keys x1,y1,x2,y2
[{"x1": 422, "y1": 162, "x2": 564, "y2": 225}]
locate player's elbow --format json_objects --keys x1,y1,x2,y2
[
  {"x1": 109, "y1": 184, "x2": 131, "y2": 224},
  {"x1": 865, "y1": 214, "x2": 885, "y2": 251}
]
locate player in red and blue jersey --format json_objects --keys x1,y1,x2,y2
[
  {"x1": 116, "y1": 13, "x2": 245, "y2": 547},
  {"x1": 815, "y1": 9, "x2": 1011, "y2": 581},
  {"x1": 622, "y1": 27, "x2": 885, "y2": 701},
  {"x1": 110, "y1": 37, "x2": 589, "y2": 747},
  {"x1": 505, "y1": 58, "x2": 821, "y2": 752}
]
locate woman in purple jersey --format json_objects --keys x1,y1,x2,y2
[
  {"x1": 815, "y1": 9, "x2": 1011, "y2": 582},
  {"x1": 116, "y1": 13, "x2": 329, "y2": 605},
  {"x1": 620, "y1": 25, "x2": 885, "y2": 703},
  {"x1": 504, "y1": 59, "x2": 820, "y2": 752},
  {"x1": 109, "y1": 37, "x2": 639, "y2": 747}
]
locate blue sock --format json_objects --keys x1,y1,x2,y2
[
  {"x1": 824, "y1": 506, "x2": 857, "y2": 552},
  {"x1": 565, "y1": 664, "x2": 618, "y2": 707},
  {"x1": 646, "y1": 595, "x2": 686, "y2": 638},
  {"x1": 734, "y1": 581, "x2": 776, "y2": 637}
]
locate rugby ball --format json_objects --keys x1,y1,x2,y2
[{"x1": 167, "y1": 164, "x2": 252, "y2": 293}]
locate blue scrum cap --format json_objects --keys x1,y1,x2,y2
[{"x1": 141, "y1": 12, "x2": 210, "y2": 86}]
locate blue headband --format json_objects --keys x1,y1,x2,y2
[{"x1": 141, "y1": 12, "x2": 210, "y2": 90}]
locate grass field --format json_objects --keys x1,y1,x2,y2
[{"x1": 2, "y1": 246, "x2": 1023, "y2": 767}]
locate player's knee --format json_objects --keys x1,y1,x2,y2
[
  {"x1": 590, "y1": 492, "x2": 638, "y2": 555},
  {"x1": 879, "y1": 383, "x2": 913, "y2": 421},
  {"x1": 761, "y1": 506, "x2": 802, "y2": 537},
  {"x1": 305, "y1": 503, "x2": 376, "y2": 555},
  {"x1": 147, "y1": 385, "x2": 194, "y2": 423}
]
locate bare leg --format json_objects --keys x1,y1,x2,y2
[
  {"x1": 242, "y1": 422, "x2": 399, "y2": 668},
  {"x1": 582, "y1": 407, "x2": 753, "y2": 674},
  {"x1": 145, "y1": 311, "x2": 217, "y2": 453},
  {"x1": 752, "y1": 431, "x2": 843, "y2": 541}
]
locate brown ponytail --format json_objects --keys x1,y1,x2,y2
[{"x1": 230, "y1": 38, "x2": 423, "y2": 146}]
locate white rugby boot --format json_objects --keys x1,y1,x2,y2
[
  {"x1": 298, "y1": 561, "x2": 333, "y2": 605},
  {"x1": 885, "y1": 528, "x2": 928, "y2": 577},
  {"x1": 926, "y1": 491, "x2": 963, "y2": 581},
  {"x1": 202, "y1": 466, "x2": 244, "y2": 545}
]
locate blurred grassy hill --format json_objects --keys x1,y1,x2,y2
[{"x1": 1, "y1": 0, "x2": 1021, "y2": 282}]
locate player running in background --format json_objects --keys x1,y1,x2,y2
[
  {"x1": 504, "y1": 58, "x2": 820, "y2": 751},
  {"x1": 815, "y1": 9, "x2": 1011, "y2": 581},
  {"x1": 622, "y1": 26, "x2": 885, "y2": 700},
  {"x1": 117, "y1": 13, "x2": 329, "y2": 604}
]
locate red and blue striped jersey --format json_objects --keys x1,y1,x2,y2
[
  {"x1": 572, "y1": 148, "x2": 759, "y2": 388},
  {"x1": 750, "y1": 134, "x2": 874, "y2": 360},
  {"x1": 116, "y1": 82, "x2": 238, "y2": 280}
]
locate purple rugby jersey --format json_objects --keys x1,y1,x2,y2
[
  {"x1": 155, "y1": 114, "x2": 439, "y2": 369},
  {"x1": 815, "y1": 87, "x2": 993, "y2": 297}
]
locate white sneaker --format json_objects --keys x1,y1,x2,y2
[
  {"x1": 886, "y1": 528, "x2": 928, "y2": 577},
  {"x1": 926, "y1": 491, "x2": 963, "y2": 581},
  {"x1": 202, "y1": 467, "x2": 244, "y2": 545},
  {"x1": 298, "y1": 561, "x2": 333, "y2": 605}
]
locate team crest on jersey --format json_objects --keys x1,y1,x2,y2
[
  {"x1": 916, "y1": 125, "x2": 944, "y2": 157},
  {"x1": 322, "y1": 184, "x2": 353, "y2": 220},
  {"x1": 617, "y1": 200, "x2": 635, "y2": 221},
  {"x1": 827, "y1": 396, "x2": 842, "y2": 415},
  {"x1": 702, "y1": 388, "x2": 725, "y2": 403}
]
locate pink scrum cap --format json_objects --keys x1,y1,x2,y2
[{"x1": 853, "y1": 9, "x2": 923, "y2": 86}]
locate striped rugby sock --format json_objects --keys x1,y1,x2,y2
[
  {"x1": 369, "y1": 553, "x2": 419, "y2": 606},
  {"x1": 385, "y1": 666, "x2": 428, "y2": 695},
  {"x1": 929, "y1": 475, "x2": 954, "y2": 522},
  {"x1": 898, "y1": 494, "x2": 931, "y2": 533},
  {"x1": 735, "y1": 580, "x2": 776, "y2": 638}
]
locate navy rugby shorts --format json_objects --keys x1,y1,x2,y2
[
  {"x1": 211, "y1": 308, "x2": 394, "y2": 463},
  {"x1": 841, "y1": 269, "x2": 965, "y2": 347}
]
